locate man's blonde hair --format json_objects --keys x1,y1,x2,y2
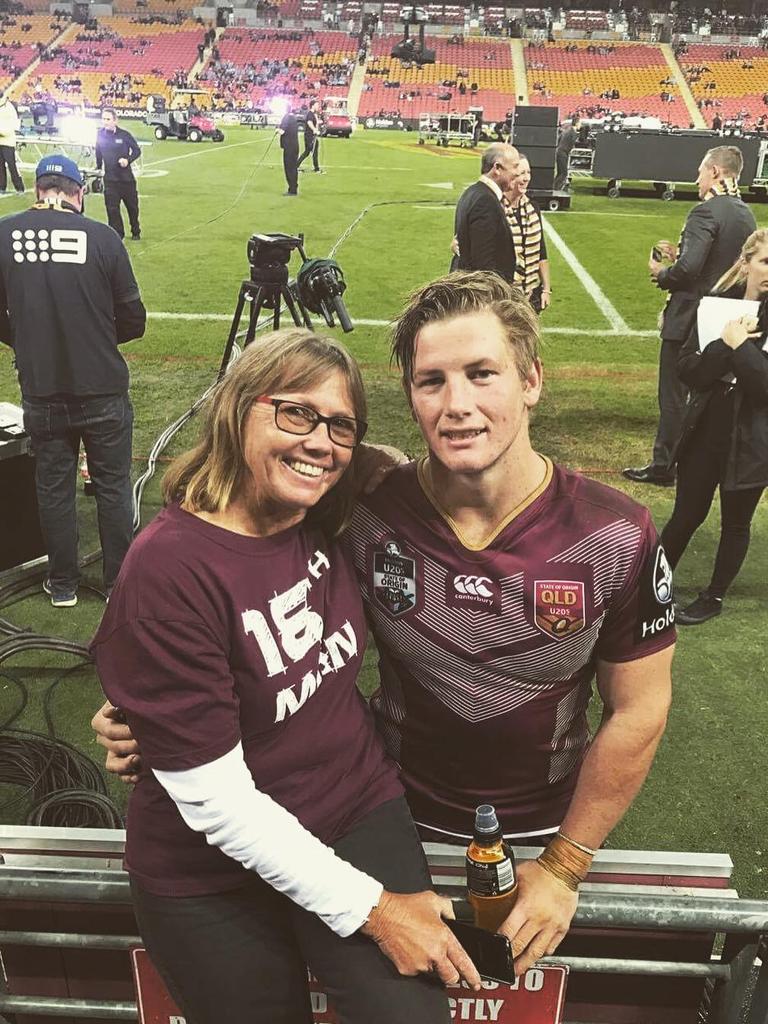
[
  {"x1": 162, "y1": 329, "x2": 366, "y2": 537},
  {"x1": 391, "y1": 271, "x2": 540, "y2": 385}
]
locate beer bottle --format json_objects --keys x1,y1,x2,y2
[{"x1": 466, "y1": 804, "x2": 518, "y2": 931}]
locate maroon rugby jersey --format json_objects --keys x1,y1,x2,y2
[
  {"x1": 91, "y1": 504, "x2": 402, "y2": 896},
  {"x1": 344, "y1": 458, "x2": 675, "y2": 843}
]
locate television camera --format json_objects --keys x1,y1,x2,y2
[{"x1": 218, "y1": 233, "x2": 353, "y2": 380}]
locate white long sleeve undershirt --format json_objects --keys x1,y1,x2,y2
[{"x1": 153, "y1": 743, "x2": 383, "y2": 937}]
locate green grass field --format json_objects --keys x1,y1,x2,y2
[{"x1": 0, "y1": 126, "x2": 766, "y2": 897}]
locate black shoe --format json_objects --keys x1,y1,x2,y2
[
  {"x1": 676, "y1": 592, "x2": 723, "y2": 626},
  {"x1": 130, "y1": 233, "x2": 141, "y2": 240},
  {"x1": 622, "y1": 464, "x2": 676, "y2": 486},
  {"x1": 284, "y1": 190, "x2": 298, "y2": 196}
]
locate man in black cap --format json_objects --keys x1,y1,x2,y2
[
  {"x1": 0, "y1": 154, "x2": 146, "y2": 607},
  {"x1": 278, "y1": 104, "x2": 300, "y2": 196},
  {"x1": 96, "y1": 108, "x2": 142, "y2": 239}
]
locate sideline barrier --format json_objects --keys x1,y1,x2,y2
[{"x1": 0, "y1": 826, "x2": 767, "y2": 1023}]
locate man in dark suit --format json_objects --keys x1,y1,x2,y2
[
  {"x1": 624, "y1": 145, "x2": 756, "y2": 485},
  {"x1": 278, "y1": 105, "x2": 300, "y2": 196},
  {"x1": 453, "y1": 143, "x2": 520, "y2": 283}
]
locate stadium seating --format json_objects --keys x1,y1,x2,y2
[
  {"x1": 20, "y1": 17, "x2": 204, "y2": 108},
  {"x1": 358, "y1": 35, "x2": 514, "y2": 122},
  {"x1": 677, "y1": 43, "x2": 768, "y2": 127},
  {"x1": 0, "y1": 14, "x2": 68, "y2": 94},
  {"x1": 199, "y1": 29, "x2": 357, "y2": 108},
  {"x1": 525, "y1": 41, "x2": 689, "y2": 126}
]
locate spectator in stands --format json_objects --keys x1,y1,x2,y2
[
  {"x1": 94, "y1": 272, "x2": 675, "y2": 978},
  {"x1": 95, "y1": 108, "x2": 142, "y2": 241},
  {"x1": 0, "y1": 93, "x2": 24, "y2": 195},
  {"x1": 452, "y1": 143, "x2": 520, "y2": 283},
  {"x1": 89, "y1": 329, "x2": 480, "y2": 1024},
  {"x1": 624, "y1": 146, "x2": 757, "y2": 486},
  {"x1": 0, "y1": 154, "x2": 145, "y2": 607},
  {"x1": 554, "y1": 116, "x2": 580, "y2": 191},
  {"x1": 503, "y1": 155, "x2": 551, "y2": 313},
  {"x1": 712, "y1": 113, "x2": 722, "y2": 132},
  {"x1": 661, "y1": 229, "x2": 768, "y2": 625}
]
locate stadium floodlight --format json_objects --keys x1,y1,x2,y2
[
  {"x1": 57, "y1": 114, "x2": 98, "y2": 147},
  {"x1": 269, "y1": 96, "x2": 290, "y2": 118}
]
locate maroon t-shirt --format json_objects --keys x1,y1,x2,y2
[
  {"x1": 91, "y1": 504, "x2": 402, "y2": 896},
  {"x1": 344, "y1": 459, "x2": 676, "y2": 843}
]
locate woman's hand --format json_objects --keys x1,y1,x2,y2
[
  {"x1": 91, "y1": 701, "x2": 142, "y2": 784},
  {"x1": 722, "y1": 316, "x2": 761, "y2": 350},
  {"x1": 361, "y1": 890, "x2": 481, "y2": 990}
]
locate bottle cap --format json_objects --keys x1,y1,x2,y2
[{"x1": 474, "y1": 804, "x2": 501, "y2": 838}]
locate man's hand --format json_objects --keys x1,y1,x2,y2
[
  {"x1": 648, "y1": 256, "x2": 664, "y2": 281},
  {"x1": 118, "y1": 157, "x2": 129, "y2": 167},
  {"x1": 361, "y1": 890, "x2": 481, "y2": 990},
  {"x1": 450, "y1": 235, "x2": 460, "y2": 257},
  {"x1": 356, "y1": 443, "x2": 410, "y2": 494},
  {"x1": 540, "y1": 289, "x2": 551, "y2": 310},
  {"x1": 722, "y1": 315, "x2": 760, "y2": 350},
  {"x1": 497, "y1": 859, "x2": 578, "y2": 975},
  {"x1": 91, "y1": 701, "x2": 142, "y2": 784}
]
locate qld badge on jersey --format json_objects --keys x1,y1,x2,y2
[
  {"x1": 372, "y1": 540, "x2": 417, "y2": 617},
  {"x1": 533, "y1": 580, "x2": 586, "y2": 639}
]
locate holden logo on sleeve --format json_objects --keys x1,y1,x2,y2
[
  {"x1": 446, "y1": 573, "x2": 501, "y2": 614},
  {"x1": 372, "y1": 540, "x2": 417, "y2": 616},
  {"x1": 533, "y1": 580, "x2": 586, "y2": 639}
]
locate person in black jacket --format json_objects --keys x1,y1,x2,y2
[
  {"x1": 624, "y1": 145, "x2": 756, "y2": 485},
  {"x1": 452, "y1": 143, "x2": 520, "y2": 283},
  {"x1": 660, "y1": 228, "x2": 768, "y2": 625},
  {"x1": 95, "y1": 108, "x2": 142, "y2": 240},
  {"x1": 278, "y1": 106, "x2": 300, "y2": 196},
  {"x1": 297, "y1": 99, "x2": 322, "y2": 173},
  {"x1": 0, "y1": 154, "x2": 146, "y2": 607}
]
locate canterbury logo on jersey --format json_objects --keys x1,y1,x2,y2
[
  {"x1": 453, "y1": 575, "x2": 494, "y2": 597},
  {"x1": 446, "y1": 573, "x2": 501, "y2": 614}
]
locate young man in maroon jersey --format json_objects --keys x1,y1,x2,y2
[
  {"x1": 93, "y1": 271, "x2": 675, "y2": 978},
  {"x1": 344, "y1": 270, "x2": 675, "y2": 974}
]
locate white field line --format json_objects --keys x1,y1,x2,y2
[
  {"x1": 146, "y1": 311, "x2": 655, "y2": 336},
  {"x1": 541, "y1": 218, "x2": 631, "y2": 333},
  {"x1": 142, "y1": 139, "x2": 266, "y2": 167}
]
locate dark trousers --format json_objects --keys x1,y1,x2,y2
[
  {"x1": 104, "y1": 178, "x2": 140, "y2": 238},
  {"x1": 661, "y1": 439, "x2": 764, "y2": 599},
  {"x1": 554, "y1": 149, "x2": 569, "y2": 190},
  {"x1": 297, "y1": 135, "x2": 320, "y2": 171},
  {"x1": 130, "y1": 797, "x2": 450, "y2": 1024},
  {"x1": 652, "y1": 338, "x2": 689, "y2": 470},
  {"x1": 22, "y1": 393, "x2": 134, "y2": 595},
  {"x1": 283, "y1": 145, "x2": 299, "y2": 193},
  {"x1": 0, "y1": 145, "x2": 24, "y2": 192}
]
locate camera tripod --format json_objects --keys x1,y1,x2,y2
[{"x1": 217, "y1": 271, "x2": 313, "y2": 382}]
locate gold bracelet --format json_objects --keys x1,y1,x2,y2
[
  {"x1": 537, "y1": 834, "x2": 593, "y2": 892},
  {"x1": 558, "y1": 831, "x2": 597, "y2": 857}
]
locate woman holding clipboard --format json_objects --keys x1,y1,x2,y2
[{"x1": 661, "y1": 228, "x2": 768, "y2": 625}]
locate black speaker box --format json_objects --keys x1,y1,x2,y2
[
  {"x1": 513, "y1": 105, "x2": 558, "y2": 128},
  {"x1": 513, "y1": 125, "x2": 558, "y2": 148},
  {"x1": 0, "y1": 450, "x2": 46, "y2": 572},
  {"x1": 518, "y1": 145, "x2": 556, "y2": 169}
]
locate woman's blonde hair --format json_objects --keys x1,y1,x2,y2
[
  {"x1": 714, "y1": 228, "x2": 768, "y2": 294},
  {"x1": 162, "y1": 328, "x2": 367, "y2": 537}
]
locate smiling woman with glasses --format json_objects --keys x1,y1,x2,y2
[{"x1": 90, "y1": 327, "x2": 478, "y2": 1024}]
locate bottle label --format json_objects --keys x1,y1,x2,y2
[{"x1": 466, "y1": 854, "x2": 516, "y2": 897}]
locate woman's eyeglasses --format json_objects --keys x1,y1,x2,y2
[{"x1": 255, "y1": 396, "x2": 367, "y2": 449}]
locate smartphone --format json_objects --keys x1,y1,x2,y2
[
  {"x1": 652, "y1": 245, "x2": 664, "y2": 262},
  {"x1": 446, "y1": 919, "x2": 516, "y2": 983}
]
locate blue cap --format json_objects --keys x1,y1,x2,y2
[{"x1": 35, "y1": 153, "x2": 83, "y2": 187}]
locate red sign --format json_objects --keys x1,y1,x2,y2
[{"x1": 131, "y1": 948, "x2": 568, "y2": 1024}]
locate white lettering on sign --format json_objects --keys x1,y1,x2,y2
[
  {"x1": 447, "y1": 997, "x2": 504, "y2": 1021},
  {"x1": 310, "y1": 992, "x2": 328, "y2": 1012},
  {"x1": 169, "y1": 1016, "x2": 186, "y2": 1024}
]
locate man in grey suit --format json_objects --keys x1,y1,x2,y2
[
  {"x1": 452, "y1": 143, "x2": 520, "y2": 284},
  {"x1": 623, "y1": 146, "x2": 757, "y2": 485}
]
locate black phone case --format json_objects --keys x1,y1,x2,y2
[{"x1": 446, "y1": 919, "x2": 516, "y2": 983}]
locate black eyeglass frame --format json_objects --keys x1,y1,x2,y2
[{"x1": 255, "y1": 396, "x2": 368, "y2": 448}]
